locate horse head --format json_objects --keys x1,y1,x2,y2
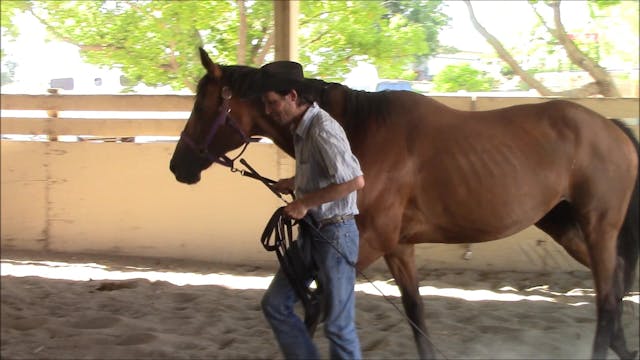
[{"x1": 170, "y1": 48, "x2": 266, "y2": 184}]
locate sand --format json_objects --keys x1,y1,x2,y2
[{"x1": 1, "y1": 249, "x2": 638, "y2": 359}]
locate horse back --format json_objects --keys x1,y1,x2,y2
[{"x1": 354, "y1": 94, "x2": 636, "y2": 244}]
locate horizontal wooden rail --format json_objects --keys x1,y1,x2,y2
[
  {"x1": 1, "y1": 117, "x2": 185, "y2": 137},
  {"x1": 0, "y1": 94, "x2": 194, "y2": 112},
  {"x1": 472, "y1": 97, "x2": 640, "y2": 119},
  {"x1": 2, "y1": 94, "x2": 638, "y2": 116},
  {"x1": 1, "y1": 94, "x2": 638, "y2": 137}
]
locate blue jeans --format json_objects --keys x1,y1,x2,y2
[{"x1": 261, "y1": 219, "x2": 361, "y2": 360}]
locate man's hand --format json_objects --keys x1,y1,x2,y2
[
  {"x1": 273, "y1": 177, "x2": 295, "y2": 195},
  {"x1": 284, "y1": 199, "x2": 309, "y2": 220}
]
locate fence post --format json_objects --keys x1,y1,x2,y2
[{"x1": 46, "y1": 88, "x2": 59, "y2": 141}]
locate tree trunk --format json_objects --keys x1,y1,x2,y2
[
  {"x1": 463, "y1": 0, "x2": 621, "y2": 97},
  {"x1": 547, "y1": 1, "x2": 620, "y2": 97},
  {"x1": 237, "y1": 0, "x2": 247, "y2": 65}
]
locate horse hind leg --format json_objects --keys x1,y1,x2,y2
[
  {"x1": 609, "y1": 259, "x2": 638, "y2": 360},
  {"x1": 580, "y1": 210, "x2": 632, "y2": 360},
  {"x1": 536, "y1": 201, "x2": 636, "y2": 359},
  {"x1": 384, "y1": 243, "x2": 437, "y2": 360}
]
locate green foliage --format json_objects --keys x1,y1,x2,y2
[
  {"x1": 1, "y1": 0, "x2": 29, "y2": 37},
  {"x1": 433, "y1": 63, "x2": 498, "y2": 92},
  {"x1": 1, "y1": 0, "x2": 30, "y2": 59},
  {"x1": 298, "y1": 1, "x2": 434, "y2": 80},
  {"x1": 520, "y1": 0, "x2": 633, "y2": 74},
  {"x1": 2, "y1": 0, "x2": 447, "y2": 91},
  {"x1": 21, "y1": 1, "x2": 240, "y2": 91},
  {"x1": 1, "y1": 60, "x2": 17, "y2": 85}
]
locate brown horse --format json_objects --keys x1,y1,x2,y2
[{"x1": 170, "y1": 48, "x2": 639, "y2": 359}]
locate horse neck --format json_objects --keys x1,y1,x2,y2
[{"x1": 251, "y1": 107, "x2": 295, "y2": 158}]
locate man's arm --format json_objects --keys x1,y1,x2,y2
[
  {"x1": 273, "y1": 176, "x2": 295, "y2": 195},
  {"x1": 284, "y1": 175, "x2": 364, "y2": 219}
]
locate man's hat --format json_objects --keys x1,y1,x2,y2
[{"x1": 252, "y1": 60, "x2": 310, "y2": 95}]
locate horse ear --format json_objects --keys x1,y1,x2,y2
[{"x1": 199, "y1": 47, "x2": 222, "y2": 79}]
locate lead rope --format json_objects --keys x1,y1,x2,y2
[
  {"x1": 233, "y1": 158, "x2": 449, "y2": 360},
  {"x1": 260, "y1": 207, "x2": 325, "y2": 336}
]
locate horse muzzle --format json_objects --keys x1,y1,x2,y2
[{"x1": 169, "y1": 142, "x2": 211, "y2": 185}]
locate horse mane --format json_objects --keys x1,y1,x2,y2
[
  {"x1": 305, "y1": 78, "x2": 393, "y2": 136},
  {"x1": 220, "y1": 65, "x2": 261, "y2": 99}
]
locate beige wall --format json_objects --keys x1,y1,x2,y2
[
  {"x1": 1, "y1": 140, "x2": 294, "y2": 267},
  {"x1": 1, "y1": 94, "x2": 638, "y2": 272}
]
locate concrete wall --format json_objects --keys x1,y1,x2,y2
[
  {"x1": 2, "y1": 94, "x2": 638, "y2": 272},
  {"x1": 1, "y1": 140, "x2": 293, "y2": 267}
]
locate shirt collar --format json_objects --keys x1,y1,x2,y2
[{"x1": 294, "y1": 102, "x2": 320, "y2": 138}]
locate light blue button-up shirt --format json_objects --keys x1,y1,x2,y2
[{"x1": 293, "y1": 103, "x2": 363, "y2": 221}]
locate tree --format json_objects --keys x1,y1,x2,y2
[
  {"x1": 1, "y1": 1, "x2": 448, "y2": 92},
  {"x1": 1, "y1": 60, "x2": 17, "y2": 86},
  {"x1": 463, "y1": 0, "x2": 628, "y2": 97},
  {"x1": 432, "y1": 63, "x2": 497, "y2": 92}
]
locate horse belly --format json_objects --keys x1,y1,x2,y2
[{"x1": 413, "y1": 131, "x2": 570, "y2": 243}]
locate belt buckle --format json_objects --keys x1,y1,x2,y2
[{"x1": 319, "y1": 214, "x2": 352, "y2": 228}]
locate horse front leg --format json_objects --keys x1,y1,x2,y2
[{"x1": 384, "y1": 243, "x2": 437, "y2": 359}]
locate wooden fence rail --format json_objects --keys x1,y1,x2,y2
[{"x1": 1, "y1": 94, "x2": 638, "y2": 137}]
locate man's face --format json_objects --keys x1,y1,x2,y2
[{"x1": 262, "y1": 90, "x2": 296, "y2": 126}]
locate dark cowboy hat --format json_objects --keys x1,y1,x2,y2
[{"x1": 250, "y1": 60, "x2": 312, "y2": 96}]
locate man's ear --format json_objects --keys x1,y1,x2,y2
[{"x1": 288, "y1": 89, "x2": 298, "y2": 103}]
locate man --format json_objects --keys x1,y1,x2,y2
[{"x1": 256, "y1": 60, "x2": 365, "y2": 360}]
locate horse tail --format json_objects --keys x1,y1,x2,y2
[{"x1": 612, "y1": 119, "x2": 639, "y2": 294}]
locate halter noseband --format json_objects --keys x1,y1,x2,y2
[{"x1": 179, "y1": 86, "x2": 257, "y2": 168}]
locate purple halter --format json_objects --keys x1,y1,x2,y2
[{"x1": 179, "y1": 86, "x2": 254, "y2": 168}]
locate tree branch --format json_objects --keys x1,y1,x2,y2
[
  {"x1": 547, "y1": 1, "x2": 620, "y2": 96},
  {"x1": 252, "y1": 30, "x2": 274, "y2": 65},
  {"x1": 27, "y1": 7, "x2": 124, "y2": 52},
  {"x1": 463, "y1": 0, "x2": 555, "y2": 96},
  {"x1": 236, "y1": 0, "x2": 247, "y2": 65},
  {"x1": 463, "y1": 0, "x2": 621, "y2": 97},
  {"x1": 554, "y1": 81, "x2": 602, "y2": 97},
  {"x1": 529, "y1": 2, "x2": 555, "y2": 35}
]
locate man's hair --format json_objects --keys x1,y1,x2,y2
[{"x1": 274, "y1": 88, "x2": 313, "y2": 106}]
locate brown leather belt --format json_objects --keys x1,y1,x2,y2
[{"x1": 318, "y1": 214, "x2": 355, "y2": 228}]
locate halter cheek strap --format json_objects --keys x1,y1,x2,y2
[{"x1": 179, "y1": 86, "x2": 257, "y2": 167}]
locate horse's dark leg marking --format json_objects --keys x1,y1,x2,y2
[
  {"x1": 608, "y1": 259, "x2": 637, "y2": 360},
  {"x1": 536, "y1": 201, "x2": 637, "y2": 359},
  {"x1": 579, "y1": 211, "x2": 621, "y2": 359},
  {"x1": 384, "y1": 243, "x2": 436, "y2": 360},
  {"x1": 537, "y1": 200, "x2": 636, "y2": 359}
]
